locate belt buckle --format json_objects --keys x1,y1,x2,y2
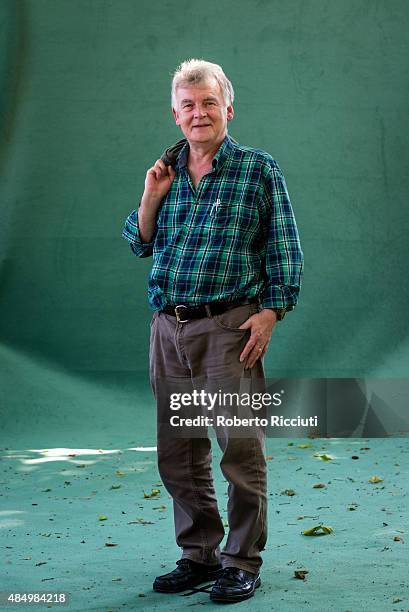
[{"x1": 175, "y1": 304, "x2": 189, "y2": 323}]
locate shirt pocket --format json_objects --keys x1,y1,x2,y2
[
  {"x1": 208, "y1": 200, "x2": 240, "y2": 228},
  {"x1": 208, "y1": 198, "x2": 260, "y2": 235}
]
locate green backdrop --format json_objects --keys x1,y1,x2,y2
[{"x1": 1, "y1": 0, "x2": 409, "y2": 386}]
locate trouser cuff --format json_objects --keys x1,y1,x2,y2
[
  {"x1": 182, "y1": 551, "x2": 222, "y2": 566},
  {"x1": 221, "y1": 560, "x2": 261, "y2": 574}
]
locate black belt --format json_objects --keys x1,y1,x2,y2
[{"x1": 162, "y1": 296, "x2": 259, "y2": 323}]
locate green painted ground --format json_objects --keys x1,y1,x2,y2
[{"x1": 1, "y1": 347, "x2": 408, "y2": 611}]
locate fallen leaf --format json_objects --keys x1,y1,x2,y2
[
  {"x1": 313, "y1": 483, "x2": 326, "y2": 489},
  {"x1": 351, "y1": 456, "x2": 359, "y2": 460},
  {"x1": 303, "y1": 524, "x2": 333, "y2": 536},
  {"x1": 110, "y1": 485, "x2": 121, "y2": 490},
  {"x1": 128, "y1": 518, "x2": 154, "y2": 525},
  {"x1": 368, "y1": 476, "x2": 383, "y2": 484},
  {"x1": 294, "y1": 569, "x2": 309, "y2": 580},
  {"x1": 298, "y1": 444, "x2": 312, "y2": 449},
  {"x1": 282, "y1": 489, "x2": 296, "y2": 496},
  {"x1": 152, "y1": 505, "x2": 167, "y2": 511},
  {"x1": 98, "y1": 515, "x2": 108, "y2": 521},
  {"x1": 314, "y1": 453, "x2": 333, "y2": 461},
  {"x1": 116, "y1": 470, "x2": 125, "y2": 476},
  {"x1": 393, "y1": 536, "x2": 402, "y2": 542},
  {"x1": 266, "y1": 455, "x2": 273, "y2": 460},
  {"x1": 143, "y1": 489, "x2": 161, "y2": 498},
  {"x1": 105, "y1": 543, "x2": 118, "y2": 547}
]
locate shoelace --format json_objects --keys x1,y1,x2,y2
[{"x1": 176, "y1": 558, "x2": 193, "y2": 568}]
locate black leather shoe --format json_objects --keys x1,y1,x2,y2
[
  {"x1": 210, "y1": 567, "x2": 261, "y2": 602},
  {"x1": 153, "y1": 558, "x2": 223, "y2": 593}
]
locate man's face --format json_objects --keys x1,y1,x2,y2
[{"x1": 172, "y1": 78, "x2": 234, "y2": 146}]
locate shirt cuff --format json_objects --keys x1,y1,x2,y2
[
  {"x1": 122, "y1": 208, "x2": 155, "y2": 258},
  {"x1": 259, "y1": 284, "x2": 299, "y2": 310}
]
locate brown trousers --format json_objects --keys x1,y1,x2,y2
[{"x1": 149, "y1": 303, "x2": 267, "y2": 574}]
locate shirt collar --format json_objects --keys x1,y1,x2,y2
[{"x1": 176, "y1": 133, "x2": 234, "y2": 171}]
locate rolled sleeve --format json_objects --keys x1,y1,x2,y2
[
  {"x1": 122, "y1": 208, "x2": 155, "y2": 258},
  {"x1": 259, "y1": 162, "x2": 304, "y2": 310}
]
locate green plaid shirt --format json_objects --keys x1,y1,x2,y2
[{"x1": 122, "y1": 134, "x2": 303, "y2": 312}]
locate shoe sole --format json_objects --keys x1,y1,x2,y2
[
  {"x1": 209, "y1": 576, "x2": 261, "y2": 603},
  {"x1": 153, "y1": 568, "x2": 224, "y2": 593}
]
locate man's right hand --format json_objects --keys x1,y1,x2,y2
[
  {"x1": 138, "y1": 160, "x2": 176, "y2": 244},
  {"x1": 143, "y1": 159, "x2": 176, "y2": 204}
]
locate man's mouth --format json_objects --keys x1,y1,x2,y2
[{"x1": 193, "y1": 124, "x2": 211, "y2": 127}]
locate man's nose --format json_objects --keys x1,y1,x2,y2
[{"x1": 193, "y1": 105, "x2": 207, "y2": 118}]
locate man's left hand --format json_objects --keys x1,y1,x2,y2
[{"x1": 238, "y1": 309, "x2": 277, "y2": 369}]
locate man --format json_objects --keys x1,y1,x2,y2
[{"x1": 122, "y1": 59, "x2": 303, "y2": 603}]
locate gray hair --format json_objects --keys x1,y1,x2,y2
[{"x1": 171, "y1": 59, "x2": 235, "y2": 108}]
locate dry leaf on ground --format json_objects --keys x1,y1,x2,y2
[
  {"x1": 294, "y1": 569, "x2": 309, "y2": 579},
  {"x1": 303, "y1": 524, "x2": 333, "y2": 536}
]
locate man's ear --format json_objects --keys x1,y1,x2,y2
[
  {"x1": 172, "y1": 107, "x2": 180, "y2": 125},
  {"x1": 227, "y1": 105, "x2": 234, "y2": 122}
]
